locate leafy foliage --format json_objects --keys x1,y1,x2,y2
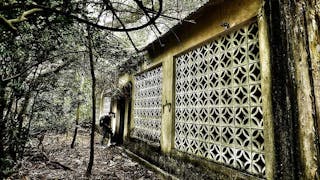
[
  {"x1": 0, "y1": 0, "x2": 209, "y2": 177},
  {"x1": 0, "y1": 12, "x2": 81, "y2": 177}
]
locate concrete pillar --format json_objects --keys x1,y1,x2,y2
[
  {"x1": 160, "y1": 57, "x2": 175, "y2": 153},
  {"x1": 258, "y1": 4, "x2": 274, "y2": 179}
]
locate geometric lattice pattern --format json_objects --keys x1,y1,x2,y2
[
  {"x1": 175, "y1": 22, "x2": 265, "y2": 176},
  {"x1": 132, "y1": 66, "x2": 162, "y2": 146}
]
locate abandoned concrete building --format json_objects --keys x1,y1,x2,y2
[{"x1": 100, "y1": 0, "x2": 320, "y2": 179}]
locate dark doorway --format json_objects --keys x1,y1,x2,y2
[
  {"x1": 115, "y1": 98, "x2": 125, "y2": 144},
  {"x1": 127, "y1": 98, "x2": 132, "y2": 135},
  {"x1": 126, "y1": 82, "x2": 132, "y2": 137}
]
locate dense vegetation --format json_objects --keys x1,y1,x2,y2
[{"x1": 0, "y1": 0, "x2": 207, "y2": 177}]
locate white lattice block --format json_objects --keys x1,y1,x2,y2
[
  {"x1": 174, "y1": 22, "x2": 265, "y2": 176},
  {"x1": 132, "y1": 66, "x2": 163, "y2": 146}
]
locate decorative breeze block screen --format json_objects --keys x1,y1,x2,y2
[
  {"x1": 175, "y1": 22, "x2": 265, "y2": 176},
  {"x1": 132, "y1": 66, "x2": 162, "y2": 145}
]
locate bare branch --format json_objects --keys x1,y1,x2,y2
[
  {"x1": 0, "y1": 1, "x2": 163, "y2": 32},
  {"x1": 133, "y1": 0, "x2": 161, "y2": 34},
  {"x1": 104, "y1": 0, "x2": 139, "y2": 52},
  {"x1": 103, "y1": 2, "x2": 195, "y2": 24},
  {"x1": 0, "y1": 8, "x2": 42, "y2": 31}
]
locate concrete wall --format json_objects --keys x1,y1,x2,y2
[
  {"x1": 112, "y1": 0, "x2": 279, "y2": 179},
  {"x1": 137, "y1": 0, "x2": 262, "y2": 153},
  {"x1": 108, "y1": 0, "x2": 320, "y2": 178}
]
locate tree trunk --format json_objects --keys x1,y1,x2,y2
[
  {"x1": 17, "y1": 91, "x2": 32, "y2": 158},
  {"x1": 27, "y1": 91, "x2": 39, "y2": 135},
  {"x1": 71, "y1": 102, "x2": 80, "y2": 148},
  {"x1": 17, "y1": 91, "x2": 31, "y2": 136},
  {"x1": 0, "y1": 79, "x2": 7, "y2": 160},
  {"x1": 85, "y1": 25, "x2": 96, "y2": 177},
  {"x1": 3, "y1": 92, "x2": 15, "y2": 122},
  {"x1": 265, "y1": 0, "x2": 320, "y2": 179}
]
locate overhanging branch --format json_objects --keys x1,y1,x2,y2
[
  {"x1": 0, "y1": 0, "x2": 163, "y2": 32},
  {"x1": 0, "y1": 8, "x2": 42, "y2": 31}
]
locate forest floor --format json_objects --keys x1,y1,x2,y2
[{"x1": 7, "y1": 130, "x2": 160, "y2": 179}]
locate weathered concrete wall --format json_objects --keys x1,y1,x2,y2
[
  {"x1": 258, "y1": 4, "x2": 274, "y2": 179},
  {"x1": 115, "y1": 0, "x2": 269, "y2": 179},
  {"x1": 144, "y1": 0, "x2": 262, "y2": 155},
  {"x1": 105, "y1": 74, "x2": 133, "y2": 141},
  {"x1": 115, "y1": 0, "x2": 273, "y2": 179},
  {"x1": 109, "y1": 0, "x2": 320, "y2": 178},
  {"x1": 124, "y1": 140, "x2": 261, "y2": 180},
  {"x1": 112, "y1": 0, "x2": 320, "y2": 177}
]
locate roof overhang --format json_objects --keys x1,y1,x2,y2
[{"x1": 143, "y1": 0, "x2": 225, "y2": 57}]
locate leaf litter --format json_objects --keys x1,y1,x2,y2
[{"x1": 7, "y1": 130, "x2": 160, "y2": 180}]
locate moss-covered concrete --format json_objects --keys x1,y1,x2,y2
[{"x1": 124, "y1": 139, "x2": 263, "y2": 180}]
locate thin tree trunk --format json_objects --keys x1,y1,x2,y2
[
  {"x1": 17, "y1": 91, "x2": 32, "y2": 158},
  {"x1": 0, "y1": 79, "x2": 7, "y2": 160},
  {"x1": 17, "y1": 91, "x2": 31, "y2": 136},
  {"x1": 71, "y1": 102, "x2": 80, "y2": 148},
  {"x1": 8, "y1": 97, "x2": 19, "y2": 161},
  {"x1": 86, "y1": 25, "x2": 96, "y2": 177},
  {"x1": 4, "y1": 92, "x2": 15, "y2": 122},
  {"x1": 27, "y1": 91, "x2": 40, "y2": 135},
  {"x1": 20, "y1": 91, "x2": 40, "y2": 158}
]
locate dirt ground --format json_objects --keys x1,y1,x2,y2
[{"x1": 7, "y1": 131, "x2": 161, "y2": 180}]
